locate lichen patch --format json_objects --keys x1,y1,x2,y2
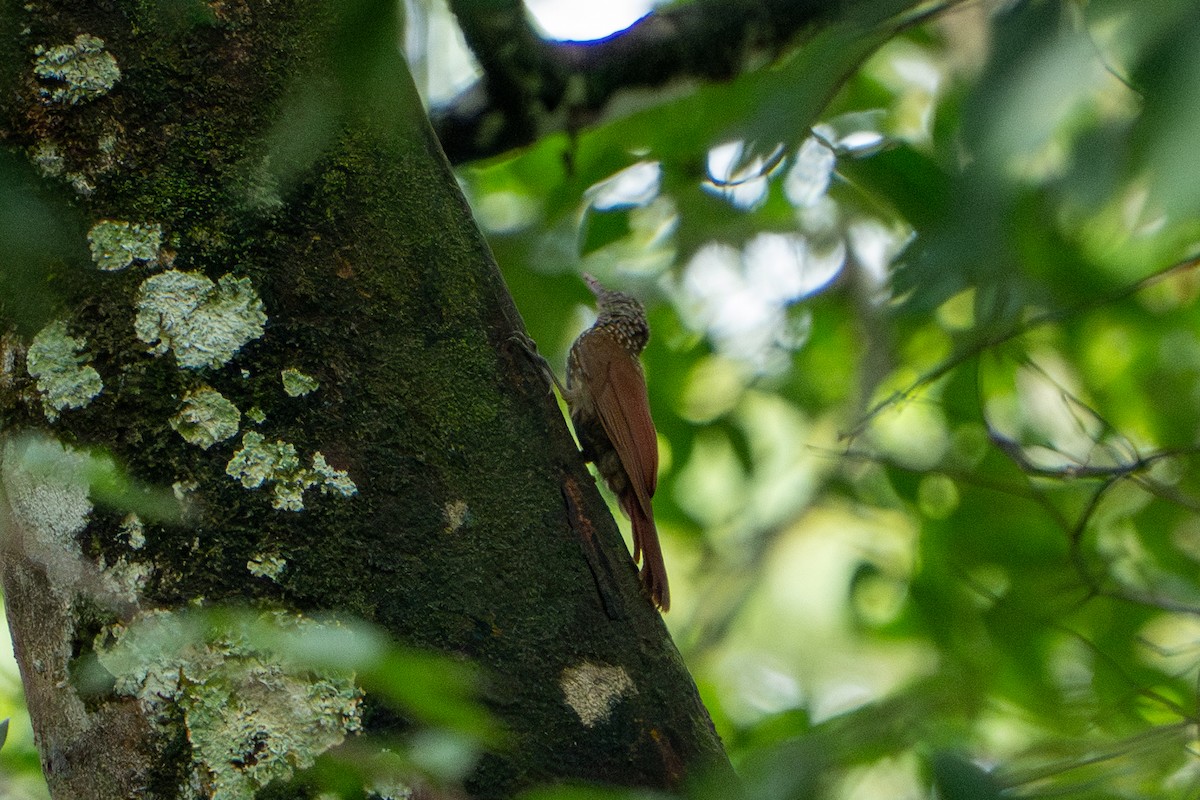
[
  {"x1": 172, "y1": 479, "x2": 198, "y2": 502},
  {"x1": 121, "y1": 512, "x2": 146, "y2": 549},
  {"x1": 191, "y1": 665, "x2": 360, "y2": 798},
  {"x1": 170, "y1": 386, "x2": 241, "y2": 449},
  {"x1": 95, "y1": 610, "x2": 363, "y2": 800},
  {"x1": 33, "y1": 34, "x2": 120, "y2": 105},
  {"x1": 560, "y1": 662, "x2": 636, "y2": 727},
  {"x1": 102, "y1": 555, "x2": 153, "y2": 604},
  {"x1": 247, "y1": 553, "x2": 286, "y2": 581},
  {"x1": 0, "y1": 437, "x2": 93, "y2": 589},
  {"x1": 281, "y1": 367, "x2": 319, "y2": 397},
  {"x1": 443, "y1": 499, "x2": 470, "y2": 534},
  {"x1": 88, "y1": 220, "x2": 163, "y2": 271},
  {"x1": 225, "y1": 432, "x2": 303, "y2": 509},
  {"x1": 134, "y1": 270, "x2": 266, "y2": 370},
  {"x1": 26, "y1": 320, "x2": 103, "y2": 420},
  {"x1": 310, "y1": 452, "x2": 357, "y2": 498},
  {"x1": 225, "y1": 433, "x2": 356, "y2": 511}
]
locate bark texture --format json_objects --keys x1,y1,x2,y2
[{"x1": 0, "y1": 1, "x2": 730, "y2": 796}]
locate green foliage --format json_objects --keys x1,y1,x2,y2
[
  {"x1": 461, "y1": 0, "x2": 1200, "y2": 797},
  {"x1": 6, "y1": 0, "x2": 1200, "y2": 796},
  {"x1": 519, "y1": 787, "x2": 671, "y2": 800}
]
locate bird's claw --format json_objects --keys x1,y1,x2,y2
[{"x1": 506, "y1": 331, "x2": 563, "y2": 395}]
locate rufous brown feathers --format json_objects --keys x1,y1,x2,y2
[{"x1": 571, "y1": 327, "x2": 669, "y2": 610}]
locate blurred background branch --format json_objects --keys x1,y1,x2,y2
[{"x1": 433, "y1": 0, "x2": 920, "y2": 163}]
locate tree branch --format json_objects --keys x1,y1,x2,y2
[
  {"x1": 846, "y1": 250, "x2": 1200, "y2": 441},
  {"x1": 437, "y1": 0, "x2": 842, "y2": 164}
]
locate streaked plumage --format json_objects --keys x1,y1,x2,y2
[{"x1": 565, "y1": 275, "x2": 669, "y2": 610}]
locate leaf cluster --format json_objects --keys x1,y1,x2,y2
[{"x1": 462, "y1": 0, "x2": 1200, "y2": 797}]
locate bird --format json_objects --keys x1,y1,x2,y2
[{"x1": 562, "y1": 274, "x2": 669, "y2": 611}]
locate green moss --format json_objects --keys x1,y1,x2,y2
[
  {"x1": 414, "y1": 337, "x2": 506, "y2": 453},
  {"x1": 281, "y1": 367, "x2": 319, "y2": 397},
  {"x1": 33, "y1": 34, "x2": 120, "y2": 105},
  {"x1": 95, "y1": 610, "x2": 363, "y2": 800},
  {"x1": 170, "y1": 386, "x2": 241, "y2": 450},
  {"x1": 26, "y1": 319, "x2": 104, "y2": 420},
  {"x1": 134, "y1": 270, "x2": 267, "y2": 370},
  {"x1": 88, "y1": 220, "x2": 164, "y2": 271},
  {"x1": 225, "y1": 433, "x2": 357, "y2": 511},
  {"x1": 246, "y1": 406, "x2": 266, "y2": 425}
]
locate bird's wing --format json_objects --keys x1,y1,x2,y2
[{"x1": 575, "y1": 333, "x2": 658, "y2": 517}]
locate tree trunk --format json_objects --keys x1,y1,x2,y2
[{"x1": 0, "y1": 1, "x2": 730, "y2": 797}]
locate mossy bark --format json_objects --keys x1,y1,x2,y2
[{"x1": 0, "y1": 1, "x2": 730, "y2": 797}]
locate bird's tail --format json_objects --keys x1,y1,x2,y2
[{"x1": 624, "y1": 495, "x2": 669, "y2": 611}]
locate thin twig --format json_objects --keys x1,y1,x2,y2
[{"x1": 848, "y1": 251, "x2": 1200, "y2": 439}]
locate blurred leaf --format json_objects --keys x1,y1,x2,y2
[
  {"x1": 2, "y1": 432, "x2": 181, "y2": 524},
  {"x1": 737, "y1": 739, "x2": 827, "y2": 800},
  {"x1": 212, "y1": 609, "x2": 501, "y2": 744},
  {"x1": 930, "y1": 751, "x2": 1004, "y2": 800},
  {"x1": 835, "y1": 143, "x2": 950, "y2": 232},
  {"x1": 0, "y1": 152, "x2": 85, "y2": 335},
  {"x1": 518, "y1": 786, "x2": 670, "y2": 800},
  {"x1": 258, "y1": 0, "x2": 415, "y2": 191},
  {"x1": 604, "y1": 0, "x2": 928, "y2": 172},
  {"x1": 580, "y1": 208, "x2": 633, "y2": 256},
  {"x1": 1126, "y1": 3, "x2": 1200, "y2": 218}
]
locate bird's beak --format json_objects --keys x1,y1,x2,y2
[{"x1": 582, "y1": 273, "x2": 603, "y2": 297}]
